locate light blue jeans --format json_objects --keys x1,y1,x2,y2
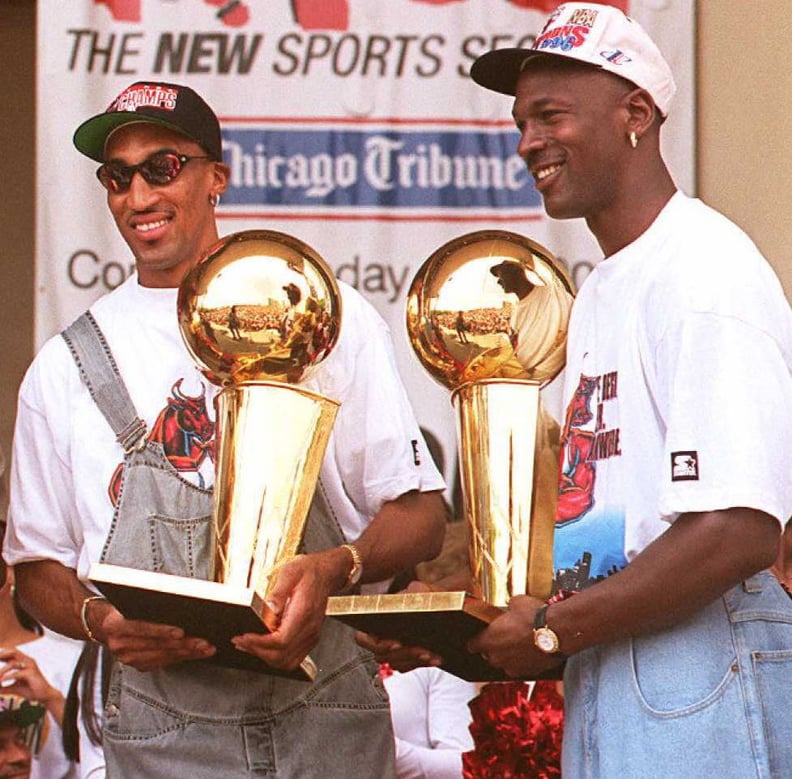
[{"x1": 563, "y1": 572, "x2": 792, "y2": 778}]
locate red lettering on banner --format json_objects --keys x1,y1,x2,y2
[
  {"x1": 94, "y1": 0, "x2": 629, "y2": 30},
  {"x1": 509, "y1": 0, "x2": 627, "y2": 10},
  {"x1": 288, "y1": 0, "x2": 629, "y2": 33},
  {"x1": 204, "y1": 0, "x2": 251, "y2": 28},
  {"x1": 291, "y1": 0, "x2": 349, "y2": 30},
  {"x1": 94, "y1": 0, "x2": 140, "y2": 22}
]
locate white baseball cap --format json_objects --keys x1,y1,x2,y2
[{"x1": 470, "y1": 2, "x2": 676, "y2": 116}]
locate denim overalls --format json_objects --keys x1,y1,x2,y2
[{"x1": 63, "y1": 312, "x2": 396, "y2": 778}]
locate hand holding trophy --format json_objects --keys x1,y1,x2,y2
[
  {"x1": 328, "y1": 229, "x2": 573, "y2": 680},
  {"x1": 90, "y1": 229, "x2": 342, "y2": 680}
]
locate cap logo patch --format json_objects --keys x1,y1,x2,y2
[
  {"x1": 534, "y1": 9, "x2": 597, "y2": 55},
  {"x1": 671, "y1": 451, "x2": 699, "y2": 482},
  {"x1": 535, "y1": 24, "x2": 592, "y2": 53},
  {"x1": 109, "y1": 84, "x2": 179, "y2": 114},
  {"x1": 600, "y1": 49, "x2": 632, "y2": 66},
  {"x1": 569, "y1": 8, "x2": 599, "y2": 27}
]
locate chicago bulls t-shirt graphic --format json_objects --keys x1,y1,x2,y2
[
  {"x1": 107, "y1": 378, "x2": 216, "y2": 505},
  {"x1": 553, "y1": 370, "x2": 627, "y2": 593}
]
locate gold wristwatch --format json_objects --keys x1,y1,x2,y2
[{"x1": 533, "y1": 604, "x2": 564, "y2": 656}]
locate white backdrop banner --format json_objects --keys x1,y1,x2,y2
[{"x1": 36, "y1": 0, "x2": 695, "y2": 488}]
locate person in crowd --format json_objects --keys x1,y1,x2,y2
[
  {"x1": 0, "y1": 567, "x2": 80, "y2": 779},
  {"x1": 366, "y1": 3, "x2": 792, "y2": 776},
  {"x1": 4, "y1": 80, "x2": 446, "y2": 777},
  {"x1": 0, "y1": 696, "x2": 44, "y2": 779},
  {"x1": 382, "y1": 519, "x2": 475, "y2": 779},
  {"x1": 383, "y1": 665, "x2": 476, "y2": 779},
  {"x1": 0, "y1": 458, "x2": 80, "y2": 779}
]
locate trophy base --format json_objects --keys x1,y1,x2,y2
[
  {"x1": 89, "y1": 563, "x2": 316, "y2": 681},
  {"x1": 327, "y1": 590, "x2": 514, "y2": 682}
]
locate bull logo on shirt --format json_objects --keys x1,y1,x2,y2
[
  {"x1": 557, "y1": 373, "x2": 598, "y2": 523},
  {"x1": 107, "y1": 379, "x2": 215, "y2": 505}
]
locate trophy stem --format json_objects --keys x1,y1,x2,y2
[
  {"x1": 452, "y1": 379, "x2": 558, "y2": 604},
  {"x1": 212, "y1": 381, "x2": 339, "y2": 595}
]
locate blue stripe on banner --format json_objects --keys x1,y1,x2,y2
[{"x1": 221, "y1": 128, "x2": 541, "y2": 210}]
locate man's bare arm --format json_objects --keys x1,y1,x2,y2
[
  {"x1": 553, "y1": 507, "x2": 779, "y2": 650},
  {"x1": 15, "y1": 559, "x2": 216, "y2": 672},
  {"x1": 15, "y1": 559, "x2": 99, "y2": 641},
  {"x1": 348, "y1": 488, "x2": 447, "y2": 584},
  {"x1": 470, "y1": 507, "x2": 780, "y2": 677}
]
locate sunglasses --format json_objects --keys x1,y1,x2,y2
[{"x1": 96, "y1": 150, "x2": 212, "y2": 193}]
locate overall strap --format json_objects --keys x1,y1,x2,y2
[
  {"x1": 61, "y1": 311, "x2": 148, "y2": 452},
  {"x1": 300, "y1": 477, "x2": 348, "y2": 554}
]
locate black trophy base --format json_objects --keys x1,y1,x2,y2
[
  {"x1": 327, "y1": 590, "x2": 514, "y2": 681},
  {"x1": 89, "y1": 563, "x2": 316, "y2": 681}
]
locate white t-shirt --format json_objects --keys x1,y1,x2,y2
[
  {"x1": 6, "y1": 275, "x2": 444, "y2": 587},
  {"x1": 554, "y1": 192, "x2": 792, "y2": 591},
  {"x1": 384, "y1": 667, "x2": 476, "y2": 779}
]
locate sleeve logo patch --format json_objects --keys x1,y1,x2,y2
[
  {"x1": 671, "y1": 451, "x2": 699, "y2": 482},
  {"x1": 411, "y1": 439, "x2": 421, "y2": 466}
]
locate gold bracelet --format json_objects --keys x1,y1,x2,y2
[
  {"x1": 340, "y1": 543, "x2": 363, "y2": 590},
  {"x1": 80, "y1": 595, "x2": 106, "y2": 644}
]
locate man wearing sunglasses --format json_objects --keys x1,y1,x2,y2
[{"x1": 4, "y1": 81, "x2": 447, "y2": 776}]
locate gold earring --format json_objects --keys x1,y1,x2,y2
[{"x1": 629, "y1": 131, "x2": 638, "y2": 149}]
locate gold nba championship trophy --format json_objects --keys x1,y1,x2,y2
[
  {"x1": 327, "y1": 230, "x2": 573, "y2": 680},
  {"x1": 90, "y1": 230, "x2": 342, "y2": 680}
]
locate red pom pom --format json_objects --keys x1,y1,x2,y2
[
  {"x1": 378, "y1": 663, "x2": 394, "y2": 680},
  {"x1": 462, "y1": 681, "x2": 564, "y2": 778}
]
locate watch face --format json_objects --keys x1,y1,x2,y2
[{"x1": 534, "y1": 627, "x2": 559, "y2": 654}]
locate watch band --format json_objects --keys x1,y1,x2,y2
[{"x1": 533, "y1": 604, "x2": 551, "y2": 631}]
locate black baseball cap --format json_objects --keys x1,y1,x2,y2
[
  {"x1": 73, "y1": 81, "x2": 222, "y2": 162},
  {"x1": 490, "y1": 260, "x2": 523, "y2": 276},
  {"x1": 0, "y1": 696, "x2": 45, "y2": 729}
]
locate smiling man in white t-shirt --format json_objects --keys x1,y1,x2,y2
[
  {"x1": 4, "y1": 81, "x2": 446, "y2": 778},
  {"x1": 465, "y1": 4, "x2": 792, "y2": 776},
  {"x1": 367, "y1": 4, "x2": 792, "y2": 777}
]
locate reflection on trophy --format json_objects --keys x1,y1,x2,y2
[
  {"x1": 328, "y1": 229, "x2": 573, "y2": 680},
  {"x1": 90, "y1": 230, "x2": 342, "y2": 680}
]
